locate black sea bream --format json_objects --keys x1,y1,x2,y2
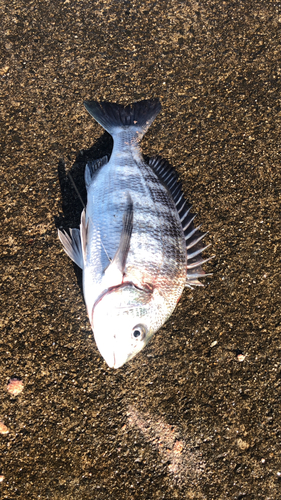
[{"x1": 58, "y1": 99, "x2": 211, "y2": 368}]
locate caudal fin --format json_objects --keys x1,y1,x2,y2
[{"x1": 83, "y1": 99, "x2": 161, "y2": 139}]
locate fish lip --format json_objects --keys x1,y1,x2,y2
[{"x1": 91, "y1": 281, "x2": 152, "y2": 326}]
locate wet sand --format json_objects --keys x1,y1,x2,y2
[{"x1": 1, "y1": 1, "x2": 280, "y2": 498}]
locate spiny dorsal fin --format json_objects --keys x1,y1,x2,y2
[{"x1": 149, "y1": 155, "x2": 212, "y2": 287}]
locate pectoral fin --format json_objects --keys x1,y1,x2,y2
[
  {"x1": 103, "y1": 193, "x2": 133, "y2": 283},
  {"x1": 58, "y1": 228, "x2": 84, "y2": 269}
]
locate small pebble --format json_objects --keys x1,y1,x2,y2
[
  {"x1": 237, "y1": 353, "x2": 246, "y2": 362},
  {"x1": 237, "y1": 438, "x2": 249, "y2": 450},
  {"x1": 0, "y1": 421, "x2": 9, "y2": 435},
  {"x1": 7, "y1": 378, "x2": 24, "y2": 396},
  {"x1": 210, "y1": 340, "x2": 218, "y2": 348},
  {"x1": 0, "y1": 475, "x2": 4, "y2": 482}
]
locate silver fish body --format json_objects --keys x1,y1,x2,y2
[{"x1": 58, "y1": 99, "x2": 211, "y2": 368}]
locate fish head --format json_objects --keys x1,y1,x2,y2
[{"x1": 92, "y1": 283, "x2": 165, "y2": 368}]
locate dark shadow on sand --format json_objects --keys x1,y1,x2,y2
[{"x1": 54, "y1": 132, "x2": 113, "y2": 293}]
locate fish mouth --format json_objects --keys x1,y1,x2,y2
[{"x1": 100, "y1": 350, "x2": 129, "y2": 370}]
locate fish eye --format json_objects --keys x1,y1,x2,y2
[{"x1": 132, "y1": 324, "x2": 147, "y2": 341}]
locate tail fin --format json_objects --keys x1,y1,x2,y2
[{"x1": 83, "y1": 99, "x2": 161, "y2": 139}]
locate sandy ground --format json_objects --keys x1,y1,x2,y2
[{"x1": 1, "y1": 1, "x2": 281, "y2": 498}]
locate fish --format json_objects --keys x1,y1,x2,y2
[{"x1": 58, "y1": 99, "x2": 212, "y2": 369}]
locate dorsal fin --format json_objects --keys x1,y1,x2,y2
[{"x1": 149, "y1": 155, "x2": 212, "y2": 287}]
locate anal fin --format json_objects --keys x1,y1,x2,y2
[{"x1": 85, "y1": 156, "x2": 108, "y2": 189}]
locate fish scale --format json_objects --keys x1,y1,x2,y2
[
  {"x1": 87, "y1": 161, "x2": 169, "y2": 271},
  {"x1": 58, "y1": 98, "x2": 212, "y2": 368},
  {"x1": 87, "y1": 148, "x2": 185, "y2": 295}
]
